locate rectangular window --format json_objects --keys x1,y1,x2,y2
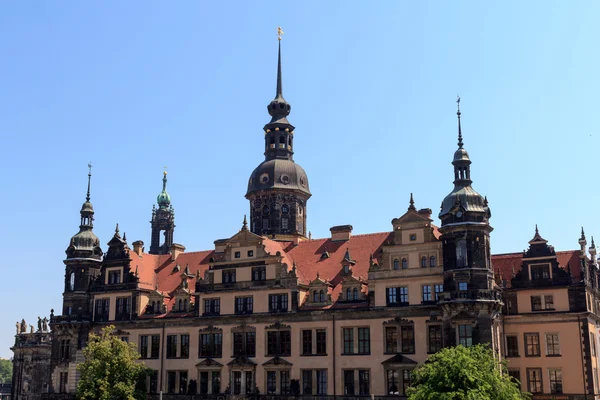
[
  {"x1": 316, "y1": 369, "x2": 327, "y2": 395},
  {"x1": 316, "y1": 329, "x2": 327, "y2": 355},
  {"x1": 402, "y1": 369, "x2": 411, "y2": 395},
  {"x1": 281, "y1": 330, "x2": 291, "y2": 356},
  {"x1": 387, "y1": 370, "x2": 399, "y2": 395},
  {"x1": 234, "y1": 251, "x2": 241, "y2": 258},
  {"x1": 302, "y1": 330, "x2": 312, "y2": 355},
  {"x1": 149, "y1": 370, "x2": 158, "y2": 393},
  {"x1": 151, "y1": 335, "x2": 160, "y2": 358},
  {"x1": 343, "y1": 328, "x2": 354, "y2": 354},
  {"x1": 252, "y1": 266, "x2": 266, "y2": 281},
  {"x1": 180, "y1": 334, "x2": 189, "y2": 358},
  {"x1": 247, "y1": 250, "x2": 254, "y2": 257},
  {"x1": 531, "y1": 296, "x2": 542, "y2": 311},
  {"x1": 179, "y1": 371, "x2": 188, "y2": 394},
  {"x1": 267, "y1": 331, "x2": 278, "y2": 356},
  {"x1": 233, "y1": 371, "x2": 242, "y2": 395},
  {"x1": 549, "y1": 369, "x2": 562, "y2": 394},
  {"x1": 422, "y1": 285, "x2": 432, "y2": 302},
  {"x1": 531, "y1": 264, "x2": 550, "y2": 280},
  {"x1": 527, "y1": 368, "x2": 542, "y2": 394},
  {"x1": 267, "y1": 371, "x2": 277, "y2": 394},
  {"x1": 280, "y1": 370, "x2": 290, "y2": 394},
  {"x1": 506, "y1": 335, "x2": 519, "y2": 357},
  {"x1": 167, "y1": 371, "x2": 176, "y2": 394},
  {"x1": 115, "y1": 297, "x2": 131, "y2": 320},
  {"x1": 399, "y1": 287, "x2": 408, "y2": 303},
  {"x1": 302, "y1": 370, "x2": 312, "y2": 395},
  {"x1": 508, "y1": 369, "x2": 520, "y2": 386},
  {"x1": 59, "y1": 372, "x2": 68, "y2": 393},
  {"x1": 428, "y1": 325, "x2": 443, "y2": 353},
  {"x1": 458, "y1": 325, "x2": 473, "y2": 347},
  {"x1": 246, "y1": 332, "x2": 256, "y2": 357},
  {"x1": 94, "y1": 298, "x2": 110, "y2": 322},
  {"x1": 282, "y1": 218, "x2": 289, "y2": 229},
  {"x1": 546, "y1": 333, "x2": 560, "y2": 356},
  {"x1": 245, "y1": 371, "x2": 253, "y2": 394},
  {"x1": 545, "y1": 295, "x2": 554, "y2": 309},
  {"x1": 200, "y1": 372, "x2": 209, "y2": 394},
  {"x1": 108, "y1": 270, "x2": 121, "y2": 284},
  {"x1": 222, "y1": 270, "x2": 236, "y2": 284},
  {"x1": 200, "y1": 332, "x2": 222, "y2": 358},
  {"x1": 139, "y1": 335, "x2": 149, "y2": 359},
  {"x1": 458, "y1": 282, "x2": 468, "y2": 291},
  {"x1": 401, "y1": 325, "x2": 415, "y2": 353},
  {"x1": 386, "y1": 287, "x2": 398, "y2": 304},
  {"x1": 524, "y1": 333, "x2": 540, "y2": 357},
  {"x1": 359, "y1": 370, "x2": 370, "y2": 395},
  {"x1": 59, "y1": 339, "x2": 70, "y2": 360},
  {"x1": 235, "y1": 296, "x2": 253, "y2": 314},
  {"x1": 166, "y1": 335, "x2": 177, "y2": 359},
  {"x1": 358, "y1": 327, "x2": 370, "y2": 354},
  {"x1": 344, "y1": 370, "x2": 355, "y2": 395},
  {"x1": 203, "y1": 298, "x2": 220, "y2": 316},
  {"x1": 212, "y1": 371, "x2": 220, "y2": 394},
  {"x1": 269, "y1": 294, "x2": 288, "y2": 312},
  {"x1": 434, "y1": 284, "x2": 444, "y2": 301},
  {"x1": 386, "y1": 326, "x2": 398, "y2": 353}
]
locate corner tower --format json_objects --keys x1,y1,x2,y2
[
  {"x1": 150, "y1": 170, "x2": 175, "y2": 254},
  {"x1": 245, "y1": 29, "x2": 311, "y2": 240},
  {"x1": 438, "y1": 99, "x2": 502, "y2": 350},
  {"x1": 62, "y1": 164, "x2": 103, "y2": 316}
]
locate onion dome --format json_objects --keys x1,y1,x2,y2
[{"x1": 157, "y1": 170, "x2": 171, "y2": 209}]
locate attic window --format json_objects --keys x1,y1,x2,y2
[
  {"x1": 410, "y1": 234, "x2": 417, "y2": 241},
  {"x1": 343, "y1": 265, "x2": 350, "y2": 274},
  {"x1": 321, "y1": 251, "x2": 330, "y2": 260},
  {"x1": 172, "y1": 264, "x2": 181, "y2": 274},
  {"x1": 235, "y1": 251, "x2": 241, "y2": 259}
]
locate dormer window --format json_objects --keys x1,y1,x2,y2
[
  {"x1": 313, "y1": 290, "x2": 319, "y2": 302},
  {"x1": 346, "y1": 288, "x2": 351, "y2": 300},
  {"x1": 320, "y1": 290, "x2": 325, "y2": 302},
  {"x1": 393, "y1": 259, "x2": 400, "y2": 270},
  {"x1": 531, "y1": 264, "x2": 550, "y2": 280},
  {"x1": 401, "y1": 258, "x2": 408, "y2": 269},
  {"x1": 353, "y1": 288, "x2": 359, "y2": 300},
  {"x1": 108, "y1": 270, "x2": 121, "y2": 284}
]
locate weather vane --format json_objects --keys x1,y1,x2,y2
[
  {"x1": 88, "y1": 162, "x2": 92, "y2": 174},
  {"x1": 164, "y1": 165, "x2": 168, "y2": 176},
  {"x1": 456, "y1": 95, "x2": 461, "y2": 112},
  {"x1": 277, "y1": 27, "x2": 284, "y2": 41}
]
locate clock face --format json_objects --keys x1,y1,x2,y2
[{"x1": 456, "y1": 211, "x2": 463, "y2": 218}]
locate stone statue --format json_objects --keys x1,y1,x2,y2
[
  {"x1": 29, "y1": 325, "x2": 34, "y2": 334},
  {"x1": 42, "y1": 317, "x2": 49, "y2": 332},
  {"x1": 37, "y1": 317, "x2": 42, "y2": 332},
  {"x1": 20, "y1": 319, "x2": 27, "y2": 334},
  {"x1": 16, "y1": 321, "x2": 20, "y2": 335}
]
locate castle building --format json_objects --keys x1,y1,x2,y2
[{"x1": 11, "y1": 37, "x2": 600, "y2": 400}]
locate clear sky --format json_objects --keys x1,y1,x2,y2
[{"x1": 1, "y1": 1, "x2": 599, "y2": 358}]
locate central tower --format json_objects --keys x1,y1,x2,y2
[{"x1": 245, "y1": 30, "x2": 311, "y2": 240}]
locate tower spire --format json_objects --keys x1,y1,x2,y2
[
  {"x1": 408, "y1": 193, "x2": 416, "y2": 211},
  {"x1": 276, "y1": 27, "x2": 284, "y2": 98},
  {"x1": 457, "y1": 95, "x2": 463, "y2": 149},
  {"x1": 86, "y1": 162, "x2": 92, "y2": 202}
]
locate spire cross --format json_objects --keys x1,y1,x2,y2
[
  {"x1": 277, "y1": 26, "x2": 284, "y2": 41},
  {"x1": 86, "y1": 162, "x2": 92, "y2": 202},
  {"x1": 456, "y1": 95, "x2": 463, "y2": 149}
]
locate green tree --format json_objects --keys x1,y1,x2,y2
[
  {"x1": 407, "y1": 345, "x2": 531, "y2": 400},
  {"x1": 76, "y1": 326, "x2": 150, "y2": 400},
  {"x1": 0, "y1": 358, "x2": 12, "y2": 384}
]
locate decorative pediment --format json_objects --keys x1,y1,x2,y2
[
  {"x1": 105, "y1": 224, "x2": 131, "y2": 261},
  {"x1": 199, "y1": 326, "x2": 222, "y2": 333},
  {"x1": 382, "y1": 354, "x2": 418, "y2": 366},
  {"x1": 228, "y1": 356, "x2": 257, "y2": 367},
  {"x1": 231, "y1": 324, "x2": 256, "y2": 333},
  {"x1": 383, "y1": 317, "x2": 414, "y2": 326},
  {"x1": 426, "y1": 315, "x2": 441, "y2": 323},
  {"x1": 265, "y1": 322, "x2": 291, "y2": 330},
  {"x1": 196, "y1": 358, "x2": 223, "y2": 368},
  {"x1": 262, "y1": 357, "x2": 292, "y2": 367}
]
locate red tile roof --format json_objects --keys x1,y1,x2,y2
[{"x1": 492, "y1": 250, "x2": 581, "y2": 287}]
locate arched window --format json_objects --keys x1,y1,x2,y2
[
  {"x1": 402, "y1": 258, "x2": 408, "y2": 269},
  {"x1": 313, "y1": 290, "x2": 319, "y2": 302},
  {"x1": 319, "y1": 290, "x2": 325, "y2": 302},
  {"x1": 183, "y1": 299, "x2": 188, "y2": 312},
  {"x1": 346, "y1": 288, "x2": 352, "y2": 300},
  {"x1": 178, "y1": 299, "x2": 183, "y2": 312},
  {"x1": 353, "y1": 288, "x2": 359, "y2": 300},
  {"x1": 288, "y1": 137, "x2": 292, "y2": 146},
  {"x1": 270, "y1": 137, "x2": 275, "y2": 147},
  {"x1": 69, "y1": 272, "x2": 75, "y2": 291},
  {"x1": 456, "y1": 239, "x2": 467, "y2": 267},
  {"x1": 279, "y1": 136, "x2": 285, "y2": 146},
  {"x1": 393, "y1": 259, "x2": 400, "y2": 270},
  {"x1": 421, "y1": 256, "x2": 427, "y2": 268},
  {"x1": 151, "y1": 301, "x2": 156, "y2": 313},
  {"x1": 430, "y1": 256, "x2": 436, "y2": 267}
]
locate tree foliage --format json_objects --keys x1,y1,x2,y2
[
  {"x1": 0, "y1": 358, "x2": 12, "y2": 384},
  {"x1": 76, "y1": 326, "x2": 150, "y2": 400},
  {"x1": 407, "y1": 345, "x2": 531, "y2": 400}
]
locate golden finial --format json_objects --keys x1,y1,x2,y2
[
  {"x1": 163, "y1": 166, "x2": 168, "y2": 176},
  {"x1": 277, "y1": 27, "x2": 284, "y2": 41}
]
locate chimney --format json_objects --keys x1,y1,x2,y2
[
  {"x1": 170, "y1": 243, "x2": 186, "y2": 261},
  {"x1": 132, "y1": 240, "x2": 144, "y2": 256},
  {"x1": 418, "y1": 208, "x2": 432, "y2": 219},
  {"x1": 330, "y1": 225, "x2": 353, "y2": 242},
  {"x1": 214, "y1": 239, "x2": 228, "y2": 253}
]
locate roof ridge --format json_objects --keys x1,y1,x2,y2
[{"x1": 304, "y1": 231, "x2": 391, "y2": 242}]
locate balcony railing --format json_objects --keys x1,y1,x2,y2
[
  {"x1": 439, "y1": 289, "x2": 502, "y2": 302},
  {"x1": 51, "y1": 314, "x2": 91, "y2": 324}
]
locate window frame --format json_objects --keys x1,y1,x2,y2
[{"x1": 524, "y1": 332, "x2": 541, "y2": 357}]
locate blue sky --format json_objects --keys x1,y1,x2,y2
[{"x1": 1, "y1": 1, "x2": 599, "y2": 357}]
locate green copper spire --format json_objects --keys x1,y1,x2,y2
[{"x1": 157, "y1": 170, "x2": 171, "y2": 209}]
